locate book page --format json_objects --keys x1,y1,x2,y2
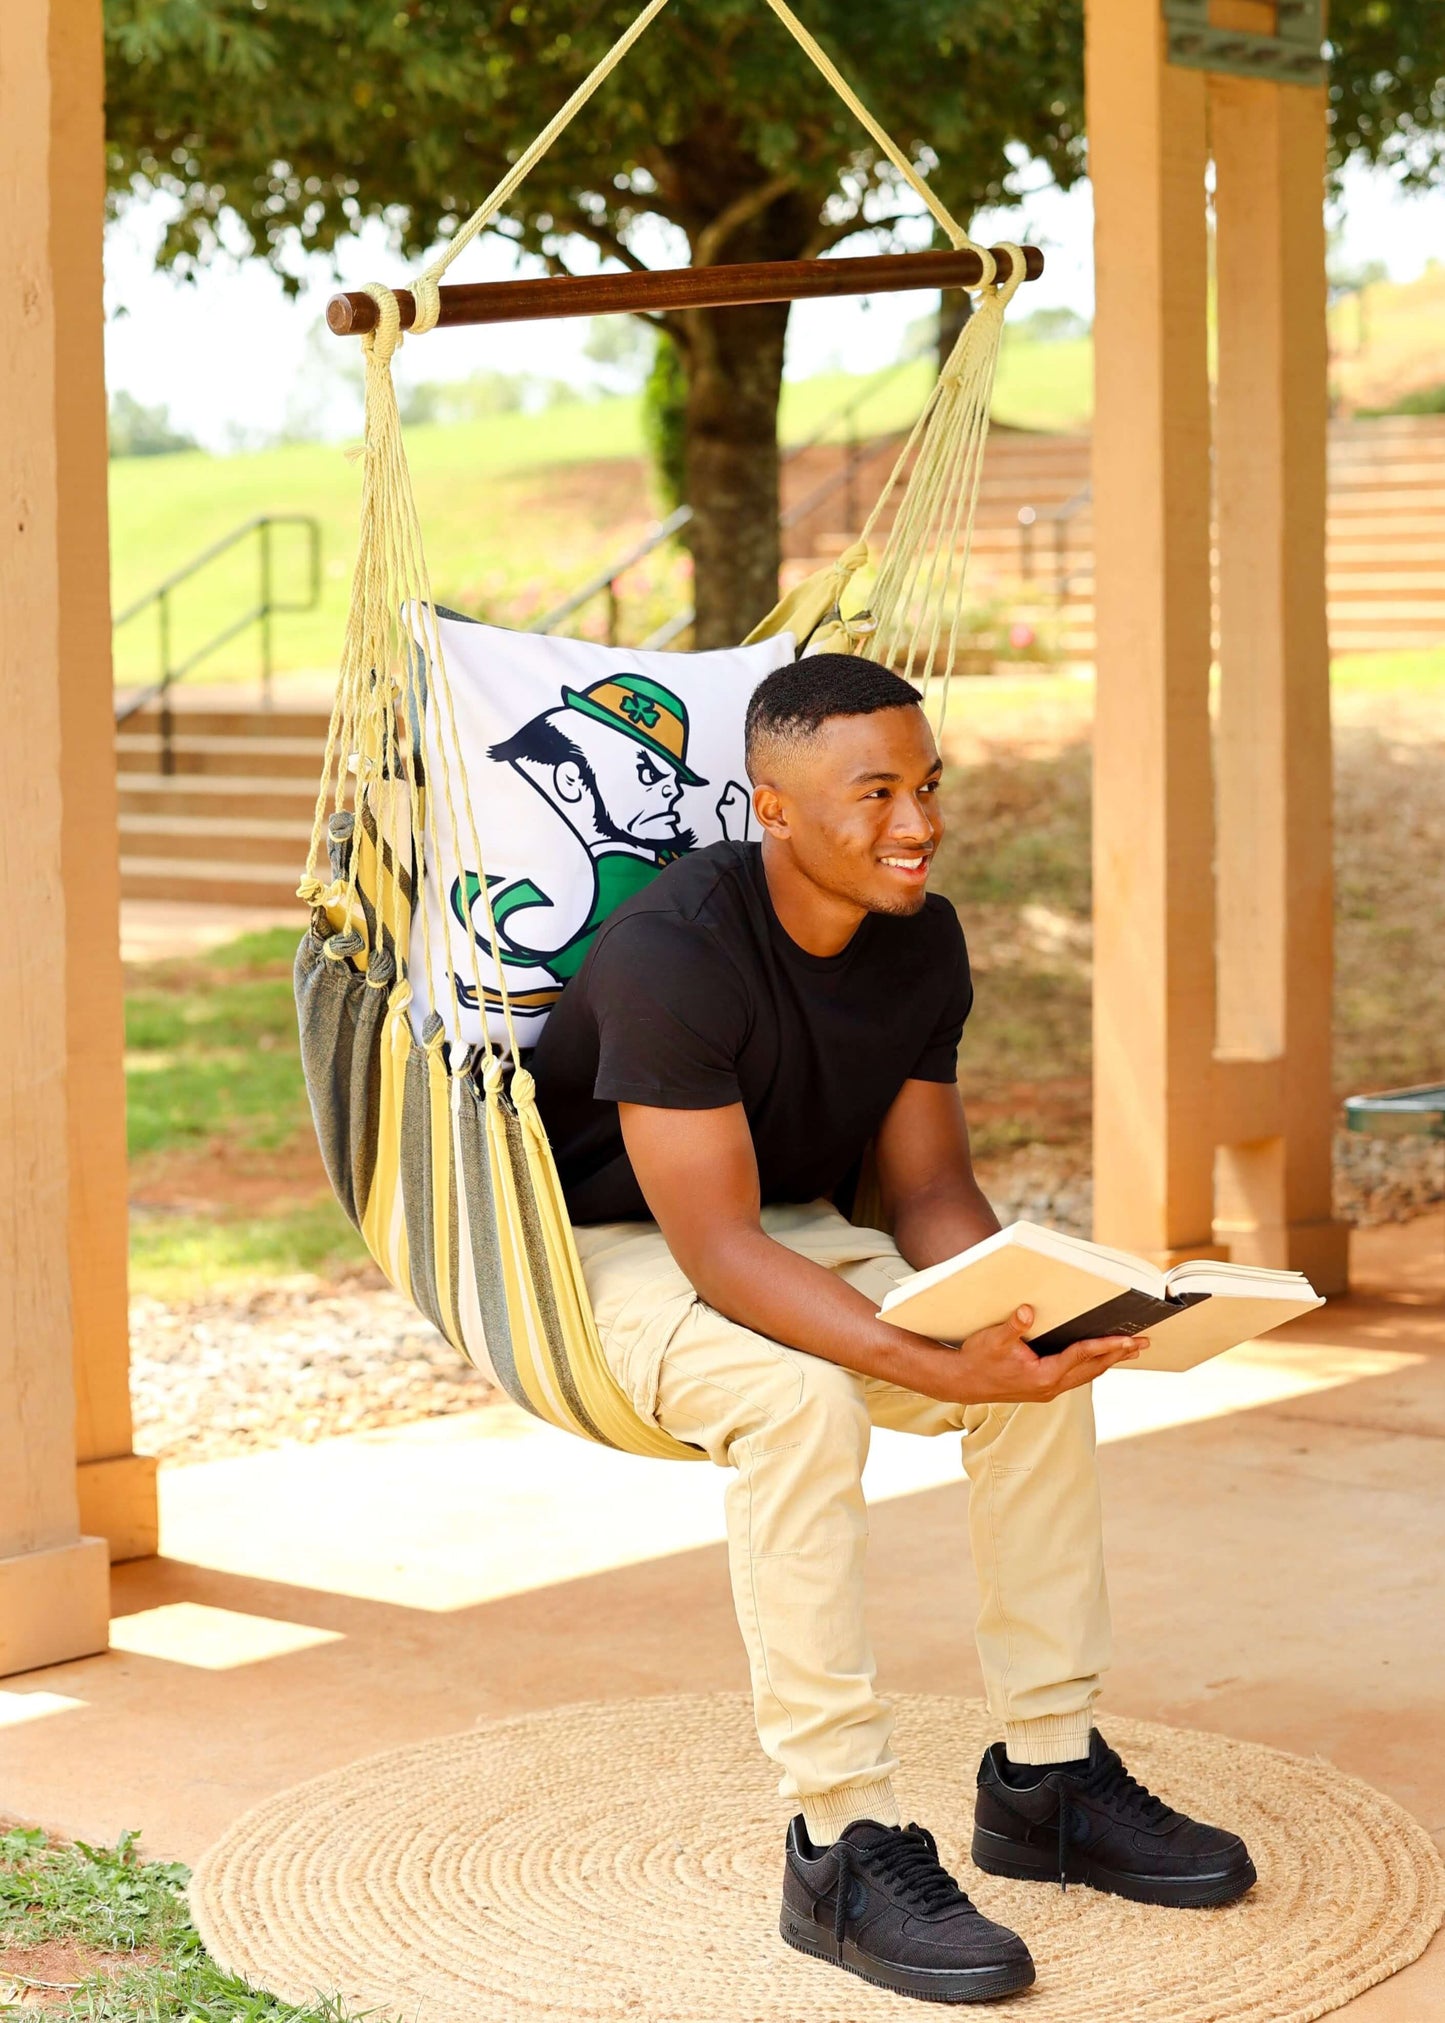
[
  {"x1": 878, "y1": 1242, "x2": 1147, "y2": 1345},
  {"x1": 1164, "y1": 1262, "x2": 1317, "y2": 1299},
  {"x1": 1128, "y1": 1291, "x2": 1325, "y2": 1372}
]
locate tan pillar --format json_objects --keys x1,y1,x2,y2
[
  {"x1": 1087, "y1": 0, "x2": 1222, "y2": 1262},
  {"x1": 1209, "y1": 52, "x2": 1350, "y2": 1292},
  {"x1": 1, "y1": 0, "x2": 112, "y2": 1674},
  {"x1": 48, "y1": 0, "x2": 159, "y2": 1556}
]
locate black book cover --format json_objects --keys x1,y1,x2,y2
[{"x1": 1026, "y1": 1287, "x2": 1210, "y2": 1358}]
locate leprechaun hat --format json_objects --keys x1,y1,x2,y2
[{"x1": 559, "y1": 672, "x2": 706, "y2": 788}]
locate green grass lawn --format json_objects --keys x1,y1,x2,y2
[
  {"x1": 109, "y1": 262, "x2": 1445, "y2": 688},
  {"x1": 125, "y1": 932, "x2": 308, "y2": 1160},
  {"x1": 0, "y1": 1824, "x2": 366, "y2": 2021},
  {"x1": 108, "y1": 338, "x2": 1089, "y2": 688},
  {"x1": 125, "y1": 928, "x2": 369, "y2": 1296}
]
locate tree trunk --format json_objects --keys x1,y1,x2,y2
[
  {"x1": 680, "y1": 298, "x2": 790, "y2": 647},
  {"x1": 937, "y1": 286, "x2": 973, "y2": 378}
]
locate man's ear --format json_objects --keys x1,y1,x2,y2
[
  {"x1": 752, "y1": 781, "x2": 790, "y2": 839},
  {"x1": 552, "y1": 760, "x2": 587, "y2": 807}
]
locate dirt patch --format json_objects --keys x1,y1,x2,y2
[
  {"x1": 0, "y1": 1939, "x2": 158, "y2": 2012},
  {"x1": 129, "y1": 1131, "x2": 331, "y2": 1216},
  {"x1": 508, "y1": 455, "x2": 654, "y2": 534}
]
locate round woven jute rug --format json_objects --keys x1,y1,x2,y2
[{"x1": 190, "y1": 1694, "x2": 1443, "y2": 2023}]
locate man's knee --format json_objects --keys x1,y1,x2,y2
[
  {"x1": 964, "y1": 1382, "x2": 1099, "y2": 1468},
  {"x1": 763, "y1": 1352, "x2": 870, "y2": 1466}
]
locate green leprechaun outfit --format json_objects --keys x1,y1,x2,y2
[{"x1": 452, "y1": 671, "x2": 707, "y2": 994}]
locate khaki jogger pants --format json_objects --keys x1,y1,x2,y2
[{"x1": 574, "y1": 1200, "x2": 1112, "y2": 1846}]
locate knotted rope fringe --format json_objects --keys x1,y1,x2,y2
[{"x1": 857, "y1": 245, "x2": 1026, "y2": 731}]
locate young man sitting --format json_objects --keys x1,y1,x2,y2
[{"x1": 532, "y1": 655, "x2": 1255, "y2": 2005}]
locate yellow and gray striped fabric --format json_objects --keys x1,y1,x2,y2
[
  {"x1": 292, "y1": 546, "x2": 899, "y2": 1461},
  {"x1": 296, "y1": 810, "x2": 704, "y2": 1462},
  {"x1": 292, "y1": 555, "x2": 898, "y2": 1459}
]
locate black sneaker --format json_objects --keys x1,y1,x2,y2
[
  {"x1": 781, "y1": 1816, "x2": 1035, "y2": 2004},
  {"x1": 972, "y1": 1730, "x2": 1257, "y2": 1908}
]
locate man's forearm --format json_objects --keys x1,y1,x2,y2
[
  {"x1": 682, "y1": 1219, "x2": 967, "y2": 1394},
  {"x1": 890, "y1": 1176, "x2": 1001, "y2": 1271}
]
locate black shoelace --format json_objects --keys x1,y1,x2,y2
[
  {"x1": 831, "y1": 1825, "x2": 973, "y2": 1958},
  {"x1": 1043, "y1": 1747, "x2": 1174, "y2": 1891}
]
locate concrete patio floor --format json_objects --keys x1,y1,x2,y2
[{"x1": 3, "y1": 1213, "x2": 1442, "y2": 2017}]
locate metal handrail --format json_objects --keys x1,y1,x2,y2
[
  {"x1": 528, "y1": 339, "x2": 935, "y2": 648},
  {"x1": 780, "y1": 428, "x2": 904, "y2": 532},
  {"x1": 528, "y1": 506, "x2": 694, "y2": 638},
  {"x1": 1017, "y1": 481, "x2": 1093, "y2": 602},
  {"x1": 113, "y1": 513, "x2": 322, "y2": 771}
]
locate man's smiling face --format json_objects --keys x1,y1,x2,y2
[{"x1": 753, "y1": 703, "x2": 944, "y2": 918}]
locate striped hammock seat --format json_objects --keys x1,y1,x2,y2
[{"x1": 293, "y1": 0, "x2": 1026, "y2": 1462}]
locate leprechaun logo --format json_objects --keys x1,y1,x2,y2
[{"x1": 450, "y1": 672, "x2": 748, "y2": 1012}]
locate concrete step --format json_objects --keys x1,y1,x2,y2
[
  {"x1": 117, "y1": 773, "x2": 320, "y2": 821},
  {"x1": 116, "y1": 734, "x2": 325, "y2": 779},
  {"x1": 1327, "y1": 544, "x2": 1445, "y2": 567},
  {"x1": 1320, "y1": 581, "x2": 1445, "y2": 604},
  {"x1": 1327, "y1": 630, "x2": 1445, "y2": 650},
  {"x1": 119, "y1": 855, "x2": 306, "y2": 908},
  {"x1": 118, "y1": 811, "x2": 316, "y2": 868},
  {"x1": 119, "y1": 706, "x2": 333, "y2": 741}
]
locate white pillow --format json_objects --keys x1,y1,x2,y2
[{"x1": 406, "y1": 611, "x2": 796, "y2": 1050}]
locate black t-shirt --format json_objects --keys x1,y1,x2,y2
[{"x1": 531, "y1": 841, "x2": 972, "y2": 1224}]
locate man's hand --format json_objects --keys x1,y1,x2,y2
[
  {"x1": 617, "y1": 1102, "x2": 1140, "y2": 1408},
  {"x1": 940, "y1": 1304, "x2": 1142, "y2": 1404}
]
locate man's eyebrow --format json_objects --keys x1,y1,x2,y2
[{"x1": 848, "y1": 759, "x2": 944, "y2": 785}]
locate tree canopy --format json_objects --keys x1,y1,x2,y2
[
  {"x1": 103, "y1": 0, "x2": 1445, "y2": 636},
  {"x1": 103, "y1": 1, "x2": 1084, "y2": 279},
  {"x1": 102, "y1": 0, "x2": 1445, "y2": 277}
]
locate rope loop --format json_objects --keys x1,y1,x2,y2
[
  {"x1": 410, "y1": 274, "x2": 442, "y2": 337},
  {"x1": 989, "y1": 242, "x2": 1028, "y2": 309},
  {"x1": 360, "y1": 283, "x2": 404, "y2": 365}
]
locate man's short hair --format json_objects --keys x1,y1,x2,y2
[{"x1": 744, "y1": 654, "x2": 923, "y2": 782}]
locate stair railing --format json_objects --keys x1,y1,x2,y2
[
  {"x1": 113, "y1": 514, "x2": 322, "y2": 773},
  {"x1": 1016, "y1": 482, "x2": 1093, "y2": 604}
]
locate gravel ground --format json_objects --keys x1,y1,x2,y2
[
  {"x1": 981, "y1": 1128, "x2": 1445, "y2": 1241},
  {"x1": 129, "y1": 1280, "x2": 494, "y2": 1466},
  {"x1": 131, "y1": 1132, "x2": 1441, "y2": 1468}
]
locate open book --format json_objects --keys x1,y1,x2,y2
[{"x1": 876, "y1": 1221, "x2": 1324, "y2": 1373}]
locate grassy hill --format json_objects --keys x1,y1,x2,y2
[
  {"x1": 109, "y1": 332, "x2": 1091, "y2": 687},
  {"x1": 1330, "y1": 263, "x2": 1445, "y2": 415},
  {"x1": 110, "y1": 260, "x2": 1443, "y2": 688}
]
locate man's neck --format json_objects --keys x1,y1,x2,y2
[{"x1": 760, "y1": 837, "x2": 868, "y2": 958}]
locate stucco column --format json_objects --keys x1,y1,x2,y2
[
  {"x1": 1086, "y1": 0, "x2": 1221, "y2": 1262},
  {"x1": 1210, "y1": 32, "x2": 1351, "y2": 1292},
  {"x1": 51, "y1": 0, "x2": 159, "y2": 1559},
  {"x1": 0, "y1": 0, "x2": 113, "y2": 1674}
]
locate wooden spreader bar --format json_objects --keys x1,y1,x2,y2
[{"x1": 326, "y1": 243, "x2": 1043, "y2": 336}]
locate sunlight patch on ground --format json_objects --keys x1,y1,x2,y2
[
  {"x1": 107, "y1": 1602, "x2": 342, "y2": 1670},
  {"x1": 0, "y1": 1690, "x2": 87, "y2": 1729},
  {"x1": 156, "y1": 1337, "x2": 1420, "y2": 1621}
]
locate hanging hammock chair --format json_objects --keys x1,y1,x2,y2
[{"x1": 295, "y1": 0, "x2": 1030, "y2": 1463}]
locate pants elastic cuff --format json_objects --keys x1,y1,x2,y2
[
  {"x1": 801, "y1": 1778, "x2": 900, "y2": 1846},
  {"x1": 1003, "y1": 1710, "x2": 1095, "y2": 1765}
]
